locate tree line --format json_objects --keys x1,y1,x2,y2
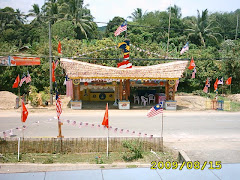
[{"x1": 0, "y1": 0, "x2": 240, "y2": 95}]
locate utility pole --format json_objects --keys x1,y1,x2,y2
[
  {"x1": 166, "y1": 4, "x2": 172, "y2": 58},
  {"x1": 235, "y1": 15, "x2": 239, "y2": 40},
  {"x1": 49, "y1": 21, "x2": 53, "y2": 105}
]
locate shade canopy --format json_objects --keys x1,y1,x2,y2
[{"x1": 60, "y1": 58, "x2": 188, "y2": 80}]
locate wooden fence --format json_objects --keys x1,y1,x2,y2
[{"x1": 0, "y1": 137, "x2": 163, "y2": 153}]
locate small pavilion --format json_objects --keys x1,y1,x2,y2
[{"x1": 60, "y1": 58, "x2": 188, "y2": 109}]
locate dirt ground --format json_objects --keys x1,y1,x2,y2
[{"x1": 1, "y1": 91, "x2": 240, "y2": 111}]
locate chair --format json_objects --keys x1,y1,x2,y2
[
  {"x1": 148, "y1": 94, "x2": 155, "y2": 104},
  {"x1": 133, "y1": 95, "x2": 140, "y2": 104},
  {"x1": 141, "y1": 96, "x2": 148, "y2": 106}
]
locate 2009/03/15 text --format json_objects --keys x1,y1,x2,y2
[{"x1": 150, "y1": 161, "x2": 222, "y2": 170}]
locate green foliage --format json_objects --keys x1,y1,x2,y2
[
  {"x1": 122, "y1": 140, "x2": 143, "y2": 162},
  {"x1": 42, "y1": 157, "x2": 54, "y2": 164},
  {"x1": 52, "y1": 20, "x2": 77, "y2": 40},
  {"x1": 28, "y1": 85, "x2": 39, "y2": 106}
]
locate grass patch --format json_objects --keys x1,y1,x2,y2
[
  {"x1": 126, "y1": 165, "x2": 138, "y2": 168},
  {"x1": 230, "y1": 101, "x2": 240, "y2": 111},
  {"x1": 0, "y1": 150, "x2": 177, "y2": 164}
]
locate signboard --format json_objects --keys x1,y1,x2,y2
[
  {"x1": 118, "y1": 101, "x2": 130, "y2": 110},
  {"x1": 165, "y1": 101, "x2": 177, "y2": 110},
  {"x1": 9, "y1": 56, "x2": 41, "y2": 66},
  {"x1": 71, "y1": 100, "x2": 82, "y2": 110}
]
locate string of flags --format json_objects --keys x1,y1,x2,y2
[
  {"x1": 64, "y1": 119, "x2": 154, "y2": 138},
  {"x1": 12, "y1": 72, "x2": 31, "y2": 88},
  {"x1": 203, "y1": 77, "x2": 232, "y2": 93}
]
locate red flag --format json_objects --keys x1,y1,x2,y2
[
  {"x1": 12, "y1": 75, "x2": 20, "y2": 88},
  {"x1": 58, "y1": 41, "x2": 62, "y2": 54},
  {"x1": 226, "y1": 77, "x2": 232, "y2": 85},
  {"x1": 214, "y1": 78, "x2": 218, "y2": 91},
  {"x1": 102, "y1": 103, "x2": 109, "y2": 128},
  {"x1": 21, "y1": 101, "x2": 28, "y2": 123},
  {"x1": 52, "y1": 62, "x2": 55, "y2": 82},
  {"x1": 188, "y1": 58, "x2": 195, "y2": 70}
]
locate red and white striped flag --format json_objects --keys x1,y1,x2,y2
[
  {"x1": 117, "y1": 60, "x2": 132, "y2": 69},
  {"x1": 19, "y1": 75, "x2": 26, "y2": 87},
  {"x1": 114, "y1": 20, "x2": 127, "y2": 36},
  {"x1": 147, "y1": 102, "x2": 164, "y2": 118},
  {"x1": 56, "y1": 95, "x2": 62, "y2": 120},
  {"x1": 25, "y1": 72, "x2": 31, "y2": 83},
  {"x1": 192, "y1": 67, "x2": 197, "y2": 78}
]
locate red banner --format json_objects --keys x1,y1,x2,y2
[{"x1": 10, "y1": 56, "x2": 40, "y2": 66}]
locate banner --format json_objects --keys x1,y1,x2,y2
[
  {"x1": 0, "y1": 56, "x2": 9, "y2": 66},
  {"x1": 9, "y1": 56, "x2": 40, "y2": 66}
]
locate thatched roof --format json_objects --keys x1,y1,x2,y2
[{"x1": 60, "y1": 58, "x2": 188, "y2": 80}]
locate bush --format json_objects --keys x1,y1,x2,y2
[
  {"x1": 122, "y1": 140, "x2": 143, "y2": 162},
  {"x1": 42, "y1": 157, "x2": 54, "y2": 164}
]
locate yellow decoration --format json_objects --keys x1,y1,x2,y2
[
  {"x1": 168, "y1": 80, "x2": 176, "y2": 86},
  {"x1": 73, "y1": 79, "x2": 80, "y2": 85}
]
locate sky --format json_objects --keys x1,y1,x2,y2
[{"x1": 0, "y1": 0, "x2": 239, "y2": 26}]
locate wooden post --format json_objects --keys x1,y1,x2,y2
[
  {"x1": 126, "y1": 79, "x2": 130, "y2": 101},
  {"x1": 172, "y1": 81, "x2": 176, "y2": 101},
  {"x1": 77, "y1": 84, "x2": 81, "y2": 101},
  {"x1": 119, "y1": 80, "x2": 123, "y2": 101},
  {"x1": 165, "y1": 81, "x2": 169, "y2": 100},
  {"x1": 72, "y1": 82, "x2": 76, "y2": 101}
]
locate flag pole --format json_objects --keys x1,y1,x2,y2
[
  {"x1": 21, "y1": 100, "x2": 25, "y2": 152},
  {"x1": 107, "y1": 103, "x2": 109, "y2": 157},
  {"x1": 161, "y1": 112, "x2": 163, "y2": 138}
]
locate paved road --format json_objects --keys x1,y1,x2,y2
[{"x1": 1, "y1": 110, "x2": 240, "y2": 163}]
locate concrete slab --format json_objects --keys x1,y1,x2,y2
[
  {"x1": 45, "y1": 169, "x2": 102, "y2": 180},
  {"x1": 0, "y1": 172, "x2": 45, "y2": 180},
  {"x1": 156, "y1": 166, "x2": 219, "y2": 180},
  {"x1": 102, "y1": 168, "x2": 161, "y2": 180},
  {"x1": 210, "y1": 163, "x2": 240, "y2": 180}
]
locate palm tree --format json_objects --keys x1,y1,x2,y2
[
  {"x1": 28, "y1": 4, "x2": 42, "y2": 24},
  {"x1": 129, "y1": 8, "x2": 146, "y2": 22},
  {"x1": 186, "y1": 9, "x2": 222, "y2": 47},
  {"x1": 167, "y1": 5, "x2": 182, "y2": 19},
  {"x1": 66, "y1": 0, "x2": 96, "y2": 39}
]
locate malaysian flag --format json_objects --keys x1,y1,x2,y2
[
  {"x1": 25, "y1": 71, "x2": 31, "y2": 83},
  {"x1": 118, "y1": 40, "x2": 130, "y2": 60},
  {"x1": 147, "y1": 102, "x2": 164, "y2": 118},
  {"x1": 203, "y1": 78, "x2": 210, "y2": 93},
  {"x1": 192, "y1": 67, "x2": 197, "y2": 78},
  {"x1": 217, "y1": 77, "x2": 223, "y2": 85},
  {"x1": 180, "y1": 42, "x2": 189, "y2": 55},
  {"x1": 117, "y1": 60, "x2": 132, "y2": 69},
  {"x1": 114, "y1": 20, "x2": 127, "y2": 36},
  {"x1": 56, "y1": 94, "x2": 62, "y2": 120},
  {"x1": 19, "y1": 75, "x2": 27, "y2": 87}
]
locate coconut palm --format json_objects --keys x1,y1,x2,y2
[
  {"x1": 28, "y1": 4, "x2": 42, "y2": 24},
  {"x1": 186, "y1": 9, "x2": 222, "y2": 47},
  {"x1": 167, "y1": 5, "x2": 182, "y2": 19},
  {"x1": 129, "y1": 8, "x2": 146, "y2": 22},
  {"x1": 65, "y1": 0, "x2": 96, "y2": 39}
]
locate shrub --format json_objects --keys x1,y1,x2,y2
[{"x1": 122, "y1": 140, "x2": 143, "y2": 162}]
